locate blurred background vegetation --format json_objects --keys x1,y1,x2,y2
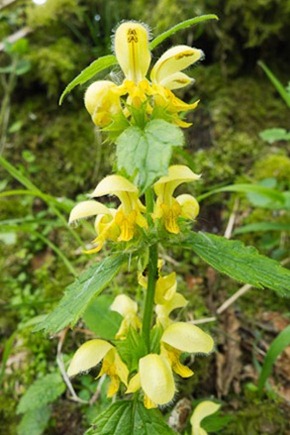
[{"x1": 0, "y1": 0, "x2": 290, "y2": 434}]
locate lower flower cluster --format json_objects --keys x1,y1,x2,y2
[
  {"x1": 67, "y1": 267, "x2": 214, "y2": 409},
  {"x1": 69, "y1": 165, "x2": 200, "y2": 253}
]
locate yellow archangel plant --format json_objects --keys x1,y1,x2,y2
[{"x1": 63, "y1": 15, "x2": 222, "y2": 434}]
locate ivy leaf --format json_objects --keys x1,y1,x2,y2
[
  {"x1": 17, "y1": 373, "x2": 65, "y2": 414},
  {"x1": 116, "y1": 120, "x2": 184, "y2": 192},
  {"x1": 86, "y1": 400, "x2": 176, "y2": 435},
  {"x1": 36, "y1": 254, "x2": 127, "y2": 334},
  {"x1": 183, "y1": 232, "x2": 290, "y2": 296},
  {"x1": 59, "y1": 54, "x2": 117, "y2": 105}
]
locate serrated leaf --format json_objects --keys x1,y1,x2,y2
[
  {"x1": 83, "y1": 295, "x2": 122, "y2": 340},
  {"x1": 183, "y1": 232, "x2": 290, "y2": 296},
  {"x1": 150, "y1": 14, "x2": 218, "y2": 50},
  {"x1": 86, "y1": 400, "x2": 176, "y2": 435},
  {"x1": 116, "y1": 120, "x2": 184, "y2": 192},
  {"x1": 258, "y1": 325, "x2": 290, "y2": 391},
  {"x1": 59, "y1": 54, "x2": 117, "y2": 104},
  {"x1": 259, "y1": 128, "x2": 290, "y2": 144},
  {"x1": 17, "y1": 406, "x2": 51, "y2": 435},
  {"x1": 17, "y1": 373, "x2": 65, "y2": 414},
  {"x1": 36, "y1": 254, "x2": 127, "y2": 334}
]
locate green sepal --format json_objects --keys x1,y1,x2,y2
[
  {"x1": 116, "y1": 119, "x2": 184, "y2": 193},
  {"x1": 86, "y1": 400, "x2": 177, "y2": 435},
  {"x1": 183, "y1": 231, "x2": 290, "y2": 296},
  {"x1": 116, "y1": 328, "x2": 147, "y2": 372}
]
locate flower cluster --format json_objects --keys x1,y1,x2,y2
[
  {"x1": 69, "y1": 165, "x2": 200, "y2": 253},
  {"x1": 68, "y1": 268, "x2": 214, "y2": 409},
  {"x1": 84, "y1": 21, "x2": 204, "y2": 131}
]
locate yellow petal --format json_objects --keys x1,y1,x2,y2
[
  {"x1": 151, "y1": 46, "x2": 203, "y2": 85},
  {"x1": 158, "y1": 71, "x2": 194, "y2": 90},
  {"x1": 190, "y1": 401, "x2": 221, "y2": 435},
  {"x1": 110, "y1": 294, "x2": 138, "y2": 317},
  {"x1": 176, "y1": 194, "x2": 200, "y2": 220},
  {"x1": 91, "y1": 175, "x2": 138, "y2": 197},
  {"x1": 155, "y1": 272, "x2": 177, "y2": 304},
  {"x1": 156, "y1": 292, "x2": 188, "y2": 319},
  {"x1": 126, "y1": 373, "x2": 141, "y2": 394},
  {"x1": 69, "y1": 200, "x2": 110, "y2": 225},
  {"x1": 161, "y1": 322, "x2": 214, "y2": 354},
  {"x1": 154, "y1": 165, "x2": 201, "y2": 197},
  {"x1": 139, "y1": 354, "x2": 175, "y2": 405},
  {"x1": 67, "y1": 339, "x2": 113, "y2": 377},
  {"x1": 84, "y1": 80, "x2": 120, "y2": 115},
  {"x1": 114, "y1": 22, "x2": 151, "y2": 83}
]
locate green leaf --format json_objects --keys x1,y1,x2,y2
[
  {"x1": 259, "y1": 128, "x2": 290, "y2": 144},
  {"x1": 36, "y1": 254, "x2": 127, "y2": 334},
  {"x1": 150, "y1": 14, "x2": 219, "y2": 50},
  {"x1": 59, "y1": 54, "x2": 117, "y2": 105},
  {"x1": 234, "y1": 222, "x2": 290, "y2": 235},
  {"x1": 83, "y1": 295, "x2": 122, "y2": 340},
  {"x1": 258, "y1": 325, "x2": 290, "y2": 391},
  {"x1": 116, "y1": 120, "x2": 184, "y2": 192},
  {"x1": 183, "y1": 232, "x2": 290, "y2": 296},
  {"x1": 17, "y1": 406, "x2": 51, "y2": 435},
  {"x1": 258, "y1": 61, "x2": 290, "y2": 108},
  {"x1": 17, "y1": 373, "x2": 65, "y2": 414},
  {"x1": 197, "y1": 183, "x2": 285, "y2": 206},
  {"x1": 86, "y1": 400, "x2": 176, "y2": 435}
]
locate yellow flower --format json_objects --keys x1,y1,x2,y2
[
  {"x1": 84, "y1": 80, "x2": 122, "y2": 127},
  {"x1": 69, "y1": 175, "x2": 147, "y2": 253},
  {"x1": 155, "y1": 291, "x2": 188, "y2": 329},
  {"x1": 153, "y1": 165, "x2": 200, "y2": 233},
  {"x1": 126, "y1": 354, "x2": 175, "y2": 409},
  {"x1": 126, "y1": 322, "x2": 214, "y2": 408},
  {"x1": 67, "y1": 339, "x2": 129, "y2": 398},
  {"x1": 150, "y1": 45, "x2": 203, "y2": 90},
  {"x1": 190, "y1": 401, "x2": 221, "y2": 435},
  {"x1": 110, "y1": 294, "x2": 141, "y2": 339},
  {"x1": 160, "y1": 322, "x2": 214, "y2": 378}
]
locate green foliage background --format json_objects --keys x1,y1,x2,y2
[{"x1": 1, "y1": 0, "x2": 290, "y2": 434}]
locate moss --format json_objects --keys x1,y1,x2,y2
[
  {"x1": 223, "y1": 398, "x2": 289, "y2": 435},
  {"x1": 27, "y1": 37, "x2": 86, "y2": 97},
  {"x1": 253, "y1": 154, "x2": 290, "y2": 187}
]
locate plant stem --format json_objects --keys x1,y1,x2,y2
[
  {"x1": 142, "y1": 242, "x2": 158, "y2": 351},
  {"x1": 142, "y1": 187, "x2": 158, "y2": 351}
]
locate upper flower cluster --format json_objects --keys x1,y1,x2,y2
[{"x1": 84, "y1": 21, "x2": 204, "y2": 131}]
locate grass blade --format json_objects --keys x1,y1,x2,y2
[{"x1": 258, "y1": 325, "x2": 290, "y2": 392}]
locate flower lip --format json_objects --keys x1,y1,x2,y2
[
  {"x1": 161, "y1": 322, "x2": 214, "y2": 354},
  {"x1": 90, "y1": 175, "x2": 138, "y2": 197},
  {"x1": 139, "y1": 354, "x2": 175, "y2": 405},
  {"x1": 67, "y1": 339, "x2": 113, "y2": 377}
]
